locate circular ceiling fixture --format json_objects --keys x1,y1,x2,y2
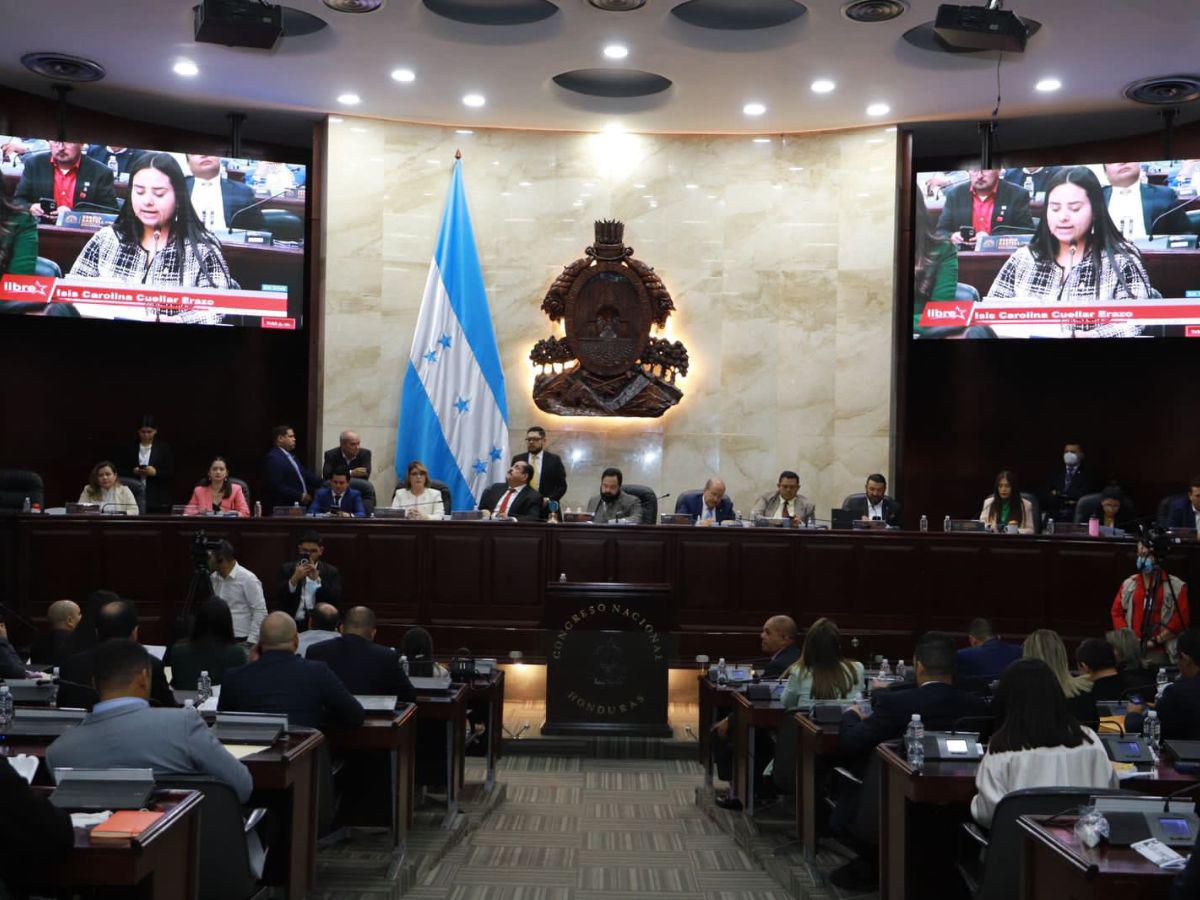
[
  {"x1": 842, "y1": 0, "x2": 906, "y2": 23},
  {"x1": 20, "y1": 52, "x2": 106, "y2": 83},
  {"x1": 670, "y1": 0, "x2": 806, "y2": 30},
  {"x1": 901, "y1": 17, "x2": 1040, "y2": 54},
  {"x1": 322, "y1": 0, "x2": 385, "y2": 11},
  {"x1": 1123, "y1": 75, "x2": 1200, "y2": 106},
  {"x1": 423, "y1": 0, "x2": 559, "y2": 24},
  {"x1": 553, "y1": 68, "x2": 672, "y2": 98},
  {"x1": 588, "y1": 0, "x2": 647, "y2": 9}
]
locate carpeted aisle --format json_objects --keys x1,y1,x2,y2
[{"x1": 407, "y1": 756, "x2": 789, "y2": 900}]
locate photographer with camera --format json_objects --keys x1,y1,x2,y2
[
  {"x1": 1111, "y1": 526, "x2": 1191, "y2": 665},
  {"x1": 208, "y1": 540, "x2": 267, "y2": 645},
  {"x1": 275, "y1": 530, "x2": 342, "y2": 629}
]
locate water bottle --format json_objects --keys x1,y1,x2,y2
[
  {"x1": 1157, "y1": 666, "x2": 1169, "y2": 697},
  {"x1": 400, "y1": 655, "x2": 409, "y2": 676},
  {"x1": 1046, "y1": 518, "x2": 1055, "y2": 535},
  {"x1": 943, "y1": 515, "x2": 951, "y2": 532},
  {"x1": 919, "y1": 514, "x2": 928, "y2": 533},
  {"x1": 716, "y1": 657, "x2": 728, "y2": 686},
  {"x1": 1023, "y1": 175, "x2": 1034, "y2": 197},
  {"x1": 0, "y1": 686, "x2": 12, "y2": 729},
  {"x1": 558, "y1": 572, "x2": 567, "y2": 583},
  {"x1": 21, "y1": 496, "x2": 30, "y2": 513},
  {"x1": 879, "y1": 658, "x2": 892, "y2": 678},
  {"x1": 184, "y1": 698, "x2": 196, "y2": 709},
  {"x1": 1144, "y1": 710, "x2": 1161, "y2": 753},
  {"x1": 254, "y1": 501, "x2": 263, "y2": 518},
  {"x1": 896, "y1": 659, "x2": 907, "y2": 680},
  {"x1": 905, "y1": 713, "x2": 925, "y2": 769},
  {"x1": 197, "y1": 671, "x2": 212, "y2": 703},
  {"x1": 107, "y1": 155, "x2": 119, "y2": 178}
]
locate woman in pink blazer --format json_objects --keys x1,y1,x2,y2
[{"x1": 187, "y1": 457, "x2": 250, "y2": 517}]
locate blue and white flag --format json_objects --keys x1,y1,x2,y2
[{"x1": 395, "y1": 159, "x2": 509, "y2": 511}]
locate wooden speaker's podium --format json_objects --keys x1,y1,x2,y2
[{"x1": 542, "y1": 582, "x2": 673, "y2": 737}]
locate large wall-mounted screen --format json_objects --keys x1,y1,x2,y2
[
  {"x1": 0, "y1": 137, "x2": 306, "y2": 329},
  {"x1": 913, "y1": 161, "x2": 1200, "y2": 338}
]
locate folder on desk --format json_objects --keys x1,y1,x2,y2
[
  {"x1": 211, "y1": 712, "x2": 285, "y2": 745},
  {"x1": 355, "y1": 695, "x2": 398, "y2": 712},
  {"x1": 50, "y1": 767, "x2": 155, "y2": 811},
  {"x1": 89, "y1": 809, "x2": 164, "y2": 845}
]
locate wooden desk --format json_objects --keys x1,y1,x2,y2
[
  {"x1": 322, "y1": 702, "x2": 417, "y2": 848},
  {"x1": 698, "y1": 676, "x2": 740, "y2": 787},
  {"x1": 795, "y1": 714, "x2": 842, "y2": 861},
  {"x1": 26, "y1": 787, "x2": 202, "y2": 900},
  {"x1": 1019, "y1": 815, "x2": 1178, "y2": 899},
  {"x1": 732, "y1": 692, "x2": 786, "y2": 812},
  {"x1": 417, "y1": 684, "x2": 468, "y2": 826}
]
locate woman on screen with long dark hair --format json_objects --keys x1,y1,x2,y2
[
  {"x1": 0, "y1": 192, "x2": 37, "y2": 276},
  {"x1": 68, "y1": 152, "x2": 236, "y2": 323},
  {"x1": 986, "y1": 165, "x2": 1152, "y2": 336}
]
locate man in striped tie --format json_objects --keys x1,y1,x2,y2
[{"x1": 479, "y1": 462, "x2": 544, "y2": 522}]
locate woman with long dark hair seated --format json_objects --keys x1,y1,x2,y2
[
  {"x1": 169, "y1": 598, "x2": 249, "y2": 690},
  {"x1": 781, "y1": 617, "x2": 865, "y2": 708},
  {"x1": 971, "y1": 658, "x2": 1116, "y2": 827},
  {"x1": 185, "y1": 456, "x2": 250, "y2": 517},
  {"x1": 987, "y1": 166, "x2": 1152, "y2": 337},
  {"x1": 979, "y1": 469, "x2": 1035, "y2": 534},
  {"x1": 68, "y1": 152, "x2": 236, "y2": 324}
]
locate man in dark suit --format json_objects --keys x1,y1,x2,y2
[
  {"x1": 276, "y1": 529, "x2": 343, "y2": 624},
  {"x1": 14, "y1": 142, "x2": 117, "y2": 218},
  {"x1": 1042, "y1": 441, "x2": 1094, "y2": 523},
  {"x1": 479, "y1": 461, "x2": 544, "y2": 521},
  {"x1": 676, "y1": 477, "x2": 736, "y2": 524},
  {"x1": 263, "y1": 424, "x2": 322, "y2": 514},
  {"x1": 322, "y1": 430, "x2": 371, "y2": 480},
  {"x1": 219, "y1": 612, "x2": 365, "y2": 729},
  {"x1": 115, "y1": 415, "x2": 174, "y2": 513},
  {"x1": 954, "y1": 617, "x2": 1021, "y2": 683},
  {"x1": 1127, "y1": 628, "x2": 1200, "y2": 741},
  {"x1": 184, "y1": 154, "x2": 265, "y2": 231},
  {"x1": 57, "y1": 598, "x2": 178, "y2": 710},
  {"x1": 1001, "y1": 166, "x2": 1057, "y2": 197},
  {"x1": 84, "y1": 144, "x2": 144, "y2": 177},
  {"x1": 936, "y1": 169, "x2": 1034, "y2": 244},
  {"x1": 308, "y1": 606, "x2": 416, "y2": 700},
  {"x1": 1166, "y1": 479, "x2": 1200, "y2": 530},
  {"x1": 29, "y1": 599, "x2": 81, "y2": 668},
  {"x1": 511, "y1": 426, "x2": 567, "y2": 504},
  {"x1": 1103, "y1": 162, "x2": 1191, "y2": 237},
  {"x1": 308, "y1": 467, "x2": 366, "y2": 518},
  {"x1": 842, "y1": 474, "x2": 901, "y2": 527}
]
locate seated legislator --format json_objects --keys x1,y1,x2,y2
[
  {"x1": 1074, "y1": 638, "x2": 1126, "y2": 702},
  {"x1": 1043, "y1": 441, "x2": 1095, "y2": 524},
  {"x1": 1020, "y1": 629, "x2": 1098, "y2": 727},
  {"x1": 78, "y1": 459, "x2": 139, "y2": 514},
  {"x1": 1097, "y1": 484, "x2": 1135, "y2": 530},
  {"x1": 116, "y1": 414, "x2": 174, "y2": 513},
  {"x1": 209, "y1": 540, "x2": 268, "y2": 644},
  {"x1": 1002, "y1": 166, "x2": 1058, "y2": 197},
  {"x1": 1126, "y1": 628, "x2": 1200, "y2": 741},
  {"x1": 29, "y1": 599, "x2": 81, "y2": 668},
  {"x1": 750, "y1": 470, "x2": 815, "y2": 523},
  {"x1": 986, "y1": 167, "x2": 1153, "y2": 337},
  {"x1": 979, "y1": 469, "x2": 1035, "y2": 534},
  {"x1": 1105, "y1": 627, "x2": 1158, "y2": 696},
  {"x1": 276, "y1": 529, "x2": 343, "y2": 624},
  {"x1": 391, "y1": 459, "x2": 443, "y2": 519},
  {"x1": 970, "y1": 659, "x2": 1116, "y2": 828},
  {"x1": 218, "y1": 612, "x2": 365, "y2": 729},
  {"x1": 308, "y1": 466, "x2": 366, "y2": 517},
  {"x1": 14, "y1": 141, "x2": 117, "y2": 219},
  {"x1": 936, "y1": 168, "x2": 1034, "y2": 246},
  {"x1": 263, "y1": 424, "x2": 322, "y2": 512},
  {"x1": 67, "y1": 153, "x2": 237, "y2": 326},
  {"x1": 57, "y1": 598, "x2": 178, "y2": 710},
  {"x1": 401, "y1": 626, "x2": 449, "y2": 678},
  {"x1": 323, "y1": 429, "x2": 371, "y2": 480},
  {"x1": 843, "y1": 473, "x2": 901, "y2": 526},
  {"x1": 479, "y1": 461, "x2": 544, "y2": 521},
  {"x1": 85, "y1": 144, "x2": 144, "y2": 177},
  {"x1": 308, "y1": 606, "x2": 416, "y2": 701},
  {"x1": 168, "y1": 598, "x2": 249, "y2": 690},
  {"x1": 48, "y1": 639, "x2": 252, "y2": 802},
  {"x1": 1102, "y1": 161, "x2": 1192, "y2": 239},
  {"x1": 297, "y1": 603, "x2": 341, "y2": 658},
  {"x1": 64, "y1": 589, "x2": 120, "y2": 657},
  {"x1": 0, "y1": 192, "x2": 38, "y2": 276},
  {"x1": 955, "y1": 617, "x2": 1021, "y2": 683},
  {"x1": 186, "y1": 455, "x2": 250, "y2": 517},
  {"x1": 585, "y1": 467, "x2": 642, "y2": 524},
  {"x1": 1166, "y1": 477, "x2": 1200, "y2": 530},
  {"x1": 676, "y1": 477, "x2": 735, "y2": 525},
  {"x1": 1111, "y1": 530, "x2": 1190, "y2": 664},
  {"x1": 184, "y1": 153, "x2": 264, "y2": 232},
  {"x1": 0, "y1": 616, "x2": 26, "y2": 678},
  {"x1": 780, "y1": 617, "x2": 865, "y2": 708},
  {"x1": 0, "y1": 756, "x2": 74, "y2": 896}
]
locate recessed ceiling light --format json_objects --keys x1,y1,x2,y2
[
  {"x1": 337, "y1": 92, "x2": 361, "y2": 105},
  {"x1": 602, "y1": 121, "x2": 625, "y2": 133},
  {"x1": 743, "y1": 102, "x2": 767, "y2": 117},
  {"x1": 603, "y1": 43, "x2": 629, "y2": 59},
  {"x1": 753, "y1": 137, "x2": 772, "y2": 144},
  {"x1": 810, "y1": 78, "x2": 836, "y2": 94},
  {"x1": 865, "y1": 101, "x2": 890, "y2": 117},
  {"x1": 1035, "y1": 77, "x2": 1062, "y2": 93},
  {"x1": 391, "y1": 68, "x2": 415, "y2": 83},
  {"x1": 462, "y1": 93, "x2": 486, "y2": 108},
  {"x1": 455, "y1": 129, "x2": 474, "y2": 135},
  {"x1": 685, "y1": 183, "x2": 698, "y2": 189},
  {"x1": 173, "y1": 59, "x2": 199, "y2": 77}
]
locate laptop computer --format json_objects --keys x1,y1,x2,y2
[
  {"x1": 50, "y1": 767, "x2": 155, "y2": 811},
  {"x1": 210, "y1": 712, "x2": 286, "y2": 745}
]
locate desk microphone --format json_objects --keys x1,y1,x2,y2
[
  {"x1": 657, "y1": 493, "x2": 671, "y2": 500},
  {"x1": 72, "y1": 200, "x2": 121, "y2": 214},
  {"x1": 1147, "y1": 197, "x2": 1198, "y2": 240},
  {"x1": 229, "y1": 190, "x2": 296, "y2": 230},
  {"x1": 949, "y1": 715, "x2": 995, "y2": 735},
  {"x1": 1160, "y1": 780, "x2": 1200, "y2": 813}
]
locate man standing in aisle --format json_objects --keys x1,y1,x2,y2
[
  {"x1": 512, "y1": 426, "x2": 567, "y2": 506},
  {"x1": 263, "y1": 424, "x2": 322, "y2": 513}
]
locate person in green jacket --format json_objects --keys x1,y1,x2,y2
[{"x1": 0, "y1": 193, "x2": 38, "y2": 275}]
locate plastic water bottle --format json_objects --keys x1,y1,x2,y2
[
  {"x1": 943, "y1": 515, "x2": 951, "y2": 532},
  {"x1": 184, "y1": 698, "x2": 196, "y2": 709},
  {"x1": 1023, "y1": 175, "x2": 1035, "y2": 197},
  {"x1": 1046, "y1": 518, "x2": 1055, "y2": 535},
  {"x1": 254, "y1": 501, "x2": 263, "y2": 518},
  {"x1": 0, "y1": 686, "x2": 12, "y2": 729},
  {"x1": 107, "y1": 155, "x2": 119, "y2": 178},
  {"x1": 1144, "y1": 710, "x2": 1161, "y2": 753},
  {"x1": 197, "y1": 671, "x2": 212, "y2": 703},
  {"x1": 716, "y1": 657, "x2": 728, "y2": 686},
  {"x1": 879, "y1": 658, "x2": 892, "y2": 679},
  {"x1": 1157, "y1": 666, "x2": 1169, "y2": 697},
  {"x1": 400, "y1": 655, "x2": 409, "y2": 676},
  {"x1": 559, "y1": 572, "x2": 567, "y2": 583},
  {"x1": 896, "y1": 660, "x2": 908, "y2": 680},
  {"x1": 919, "y1": 514, "x2": 928, "y2": 533},
  {"x1": 905, "y1": 713, "x2": 925, "y2": 769},
  {"x1": 21, "y1": 496, "x2": 30, "y2": 513}
]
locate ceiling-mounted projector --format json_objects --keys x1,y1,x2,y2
[{"x1": 934, "y1": 3, "x2": 1028, "y2": 52}]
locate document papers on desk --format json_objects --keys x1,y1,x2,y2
[
  {"x1": 355, "y1": 695, "x2": 398, "y2": 712},
  {"x1": 221, "y1": 744, "x2": 268, "y2": 760},
  {"x1": 409, "y1": 676, "x2": 452, "y2": 693}
]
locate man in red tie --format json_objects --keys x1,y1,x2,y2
[{"x1": 479, "y1": 462, "x2": 544, "y2": 521}]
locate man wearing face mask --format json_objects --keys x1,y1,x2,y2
[
  {"x1": 585, "y1": 467, "x2": 642, "y2": 524},
  {"x1": 1111, "y1": 529, "x2": 1190, "y2": 665},
  {"x1": 1043, "y1": 442, "x2": 1094, "y2": 523}
]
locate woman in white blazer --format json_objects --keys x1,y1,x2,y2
[{"x1": 979, "y1": 469, "x2": 1035, "y2": 534}]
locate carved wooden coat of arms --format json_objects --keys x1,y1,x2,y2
[{"x1": 530, "y1": 220, "x2": 688, "y2": 417}]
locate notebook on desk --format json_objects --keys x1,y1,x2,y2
[
  {"x1": 410, "y1": 676, "x2": 452, "y2": 694},
  {"x1": 50, "y1": 767, "x2": 155, "y2": 811},
  {"x1": 355, "y1": 695, "x2": 398, "y2": 712}
]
